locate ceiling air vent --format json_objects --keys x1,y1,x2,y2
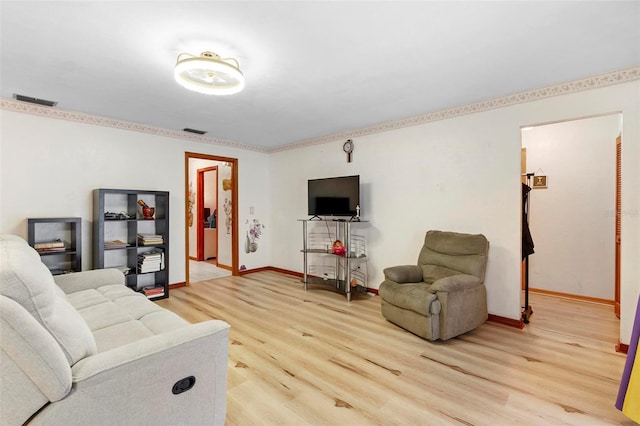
[
  {"x1": 13, "y1": 94, "x2": 57, "y2": 107},
  {"x1": 182, "y1": 128, "x2": 207, "y2": 135}
]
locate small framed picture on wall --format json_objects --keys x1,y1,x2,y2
[{"x1": 532, "y1": 175, "x2": 548, "y2": 189}]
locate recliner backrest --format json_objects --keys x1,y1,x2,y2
[
  {"x1": 417, "y1": 230, "x2": 489, "y2": 284},
  {"x1": 0, "y1": 235, "x2": 97, "y2": 365},
  {"x1": 1, "y1": 295, "x2": 72, "y2": 425}
]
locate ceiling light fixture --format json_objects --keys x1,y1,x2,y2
[{"x1": 174, "y1": 51, "x2": 244, "y2": 95}]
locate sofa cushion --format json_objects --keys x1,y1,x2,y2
[
  {"x1": 0, "y1": 235, "x2": 97, "y2": 365},
  {"x1": 66, "y1": 284, "x2": 189, "y2": 352}
]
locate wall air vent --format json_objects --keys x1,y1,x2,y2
[
  {"x1": 182, "y1": 128, "x2": 207, "y2": 135},
  {"x1": 13, "y1": 94, "x2": 58, "y2": 107}
]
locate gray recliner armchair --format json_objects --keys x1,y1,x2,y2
[{"x1": 379, "y1": 230, "x2": 489, "y2": 341}]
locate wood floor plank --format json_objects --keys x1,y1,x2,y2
[{"x1": 157, "y1": 271, "x2": 634, "y2": 425}]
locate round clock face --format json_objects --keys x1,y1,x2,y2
[{"x1": 343, "y1": 140, "x2": 354, "y2": 153}]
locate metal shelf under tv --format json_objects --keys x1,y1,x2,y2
[{"x1": 299, "y1": 218, "x2": 369, "y2": 302}]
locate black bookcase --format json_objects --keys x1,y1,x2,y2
[
  {"x1": 93, "y1": 189, "x2": 169, "y2": 299},
  {"x1": 27, "y1": 217, "x2": 82, "y2": 275}
]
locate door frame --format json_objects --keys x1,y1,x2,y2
[
  {"x1": 614, "y1": 134, "x2": 622, "y2": 317},
  {"x1": 519, "y1": 114, "x2": 622, "y2": 318},
  {"x1": 185, "y1": 152, "x2": 239, "y2": 284},
  {"x1": 196, "y1": 166, "x2": 218, "y2": 261}
]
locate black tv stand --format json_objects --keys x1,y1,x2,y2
[{"x1": 309, "y1": 215, "x2": 323, "y2": 221}]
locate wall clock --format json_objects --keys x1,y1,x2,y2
[{"x1": 343, "y1": 139, "x2": 354, "y2": 162}]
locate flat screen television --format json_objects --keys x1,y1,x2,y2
[{"x1": 308, "y1": 175, "x2": 360, "y2": 217}]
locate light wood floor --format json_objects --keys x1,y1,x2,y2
[{"x1": 157, "y1": 271, "x2": 633, "y2": 425}]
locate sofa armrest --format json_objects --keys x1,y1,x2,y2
[
  {"x1": 429, "y1": 274, "x2": 482, "y2": 292},
  {"x1": 1, "y1": 296, "x2": 72, "y2": 425},
  {"x1": 71, "y1": 320, "x2": 229, "y2": 380},
  {"x1": 383, "y1": 265, "x2": 423, "y2": 283},
  {"x1": 31, "y1": 320, "x2": 230, "y2": 426},
  {"x1": 54, "y1": 269, "x2": 125, "y2": 294}
]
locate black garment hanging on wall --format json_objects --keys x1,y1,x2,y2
[{"x1": 522, "y1": 183, "x2": 535, "y2": 259}]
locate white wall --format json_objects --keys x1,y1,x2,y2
[
  {"x1": 204, "y1": 169, "x2": 217, "y2": 216},
  {"x1": 1, "y1": 79, "x2": 638, "y2": 345},
  {"x1": 270, "y1": 110, "x2": 522, "y2": 320},
  {"x1": 0, "y1": 110, "x2": 271, "y2": 284},
  {"x1": 522, "y1": 114, "x2": 620, "y2": 299},
  {"x1": 269, "y1": 80, "x2": 640, "y2": 345},
  {"x1": 216, "y1": 162, "x2": 233, "y2": 267},
  {"x1": 237, "y1": 154, "x2": 271, "y2": 270}
]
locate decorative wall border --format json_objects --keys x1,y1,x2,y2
[
  {"x1": 270, "y1": 66, "x2": 640, "y2": 152},
  {"x1": 2, "y1": 66, "x2": 638, "y2": 154},
  {"x1": 0, "y1": 98, "x2": 269, "y2": 153}
]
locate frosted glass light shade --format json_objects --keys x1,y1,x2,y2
[{"x1": 174, "y1": 51, "x2": 244, "y2": 95}]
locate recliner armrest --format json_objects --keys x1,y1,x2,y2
[
  {"x1": 383, "y1": 265, "x2": 423, "y2": 283},
  {"x1": 429, "y1": 274, "x2": 482, "y2": 292}
]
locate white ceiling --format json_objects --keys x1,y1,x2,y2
[{"x1": 1, "y1": 1, "x2": 639, "y2": 151}]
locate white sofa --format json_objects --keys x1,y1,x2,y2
[{"x1": 0, "y1": 234, "x2": 230, "y2": 426}]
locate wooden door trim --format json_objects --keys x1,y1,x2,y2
[
  {"x1": 521, "y1": 147, "x2": 527, "y2": 291},
  {"x1": 196, "y1": 166, "x2": 218, "y2": 261},
  {"x1": 185, "y1": 152, "x2": 239, "y2": 285},
  {"x1": 196, "y1": 169, "x2": 204, "y2": 261},
  {"x1": 614, "y1": 135, "x2": 621, "y2": 318}
]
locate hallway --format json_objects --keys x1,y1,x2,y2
[{"x1": 189, "y1": 260, "x2": 231, "y2": 282}]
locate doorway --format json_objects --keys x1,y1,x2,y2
[
  {"x1": 197, "y1": 166, "x2": 218, "y2": 262},
  {"x1": 520, "y1": 113, "x2": 622, "y2": 320},
  {"x1": 185, "y1": 152, "x2": 239, "y2": 283}
]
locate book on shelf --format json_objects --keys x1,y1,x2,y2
[
  {"x1": 34, "y1": 239, "x2": 66, "y2": 251},
  {"x1": 138, "y1": 249, "x2": 163, "y2": 258},
  {"x1": 139, "y1": 256, "x2": 161, "y2": 262},
  {"x1": 138, "y1": 266, "x2": 162, "y2": 274},
  {"x1": 36, "y1": 246, "x2": 68, "y2": 253},
  {"x1": 137, "y1": 233, "x2": 164, "y2": 245},
  {"x1": 139, "y1": 250, "x2": 162, "y2": 257},
  {"x1": 142, "y1": 286, "x2": 165, "y2": 297},
  {"x1": 104, "y1": 240, "x2": 129, "y2": 249},
  {"x1": 138, "y1": 252, "x2": 164, "y2": 263},
  {"x1": 139, "y1": 256, "x2": 163, "y2": 262},
  {"x1": 137, "y1": 249, "x2": 164, "y2": 273}
]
